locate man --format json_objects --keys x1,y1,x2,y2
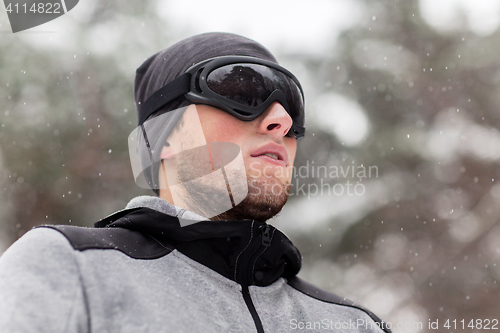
[{"x1": 0, "y1": 33, "x2": 390, "y2": 333}]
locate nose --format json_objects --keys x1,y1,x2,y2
[{"x1": 258, "y1": 102, "x2": 293, "y2": 138}]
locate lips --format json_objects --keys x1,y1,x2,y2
[{"x1": 250, "y1": 143, "x2": 289, "y2": 167}]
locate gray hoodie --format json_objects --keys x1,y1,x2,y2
[{"x1": 0, "y1": 196, "x2": 389, "y2": 333}]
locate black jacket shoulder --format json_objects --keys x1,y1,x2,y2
[{"x1": 38, "y1": 224, "x2": 172, "y2": 260}]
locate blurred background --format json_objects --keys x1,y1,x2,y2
[{"x1": 1, "y1": 0, "x2": 500, "y2": 331}]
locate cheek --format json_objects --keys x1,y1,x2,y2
[
  {"x1": 197, "y1": 106, "x2": 247, "y2": 144},
  {"x1": 285, "y1": 137, "x2": 297, "y2": 165},
  {"x1": 206, "y1": 124, "x2": 243, "y2": 143},
  {"x1": 204, "y1": 122, "x2": 248, "y2": 149},
  {"x1": 284, "y1": 138, "x2": 297, "y2": 181}
]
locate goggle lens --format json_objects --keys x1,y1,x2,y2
[{"x1": 206, "y1": 63, "x2": 305, "y2": 127}]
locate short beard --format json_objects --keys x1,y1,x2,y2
[
  {"x1": 210, "y1": 177, "x2": 291, "y2": 223},
  {"x1": 172, "y1": 145, "x2": 291, "y2": 223},
  {"x1": 176, "y1": 170, "x2": 291, "y2": 223}
]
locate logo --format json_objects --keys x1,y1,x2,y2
[
  {"x1": 3, "y1": 0, "x2": 79, "y2": 33},
  {"x1": 128, "y1": 105, "x2": 249, "y2": 227}
]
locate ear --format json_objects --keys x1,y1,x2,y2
[{"x1": 160, "y1": 143, "x2": 175, "y2": 160}]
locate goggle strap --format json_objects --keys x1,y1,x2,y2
[{"x1": 138, "y1": 73, "x2": 191, "y2": 126}]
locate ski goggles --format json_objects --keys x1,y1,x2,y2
[{"x1": 138, "y1": 56, "x2": 306, "y2": 139}]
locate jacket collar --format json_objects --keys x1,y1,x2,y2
[{"x1": 95, "y1": 201, "x2": 301, "y2": 287}]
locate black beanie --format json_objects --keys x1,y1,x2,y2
[{"x1": 133, "y1": 32, "x2": 278, "y2": 195}]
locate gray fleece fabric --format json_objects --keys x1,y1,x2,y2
[{"x1": 0, "y1": 197, "x2": 385, "y2": 333}]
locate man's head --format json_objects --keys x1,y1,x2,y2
[{"x1": 132, "y1": 32, "x2": 304, "y2": 223}]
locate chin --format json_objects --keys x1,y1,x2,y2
[{"x1": 211, "y1": 177, "x2": 291, "y2": 223}]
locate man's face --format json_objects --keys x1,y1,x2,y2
[{"x1": 159, "y1": 102, "x2": 297, "y2": 222}]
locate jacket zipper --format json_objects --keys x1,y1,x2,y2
[{"x1": 236, "y1": 223, "x2": 271, "y2": 333}]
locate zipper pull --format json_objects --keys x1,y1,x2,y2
[{"x1": 261, "y1": 224, "x2": 271, "y2": 246}]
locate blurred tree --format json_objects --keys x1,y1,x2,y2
[
  {"x1": 0, "y1": 0, "x2": 171, "y2": 248},
  {"x1": 281, "y1": 0, "x2": 500, "y2": 330}
]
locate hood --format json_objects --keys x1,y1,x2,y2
[{"x1": 95, "y1": 205, "x2": 301, "y2": 287}]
